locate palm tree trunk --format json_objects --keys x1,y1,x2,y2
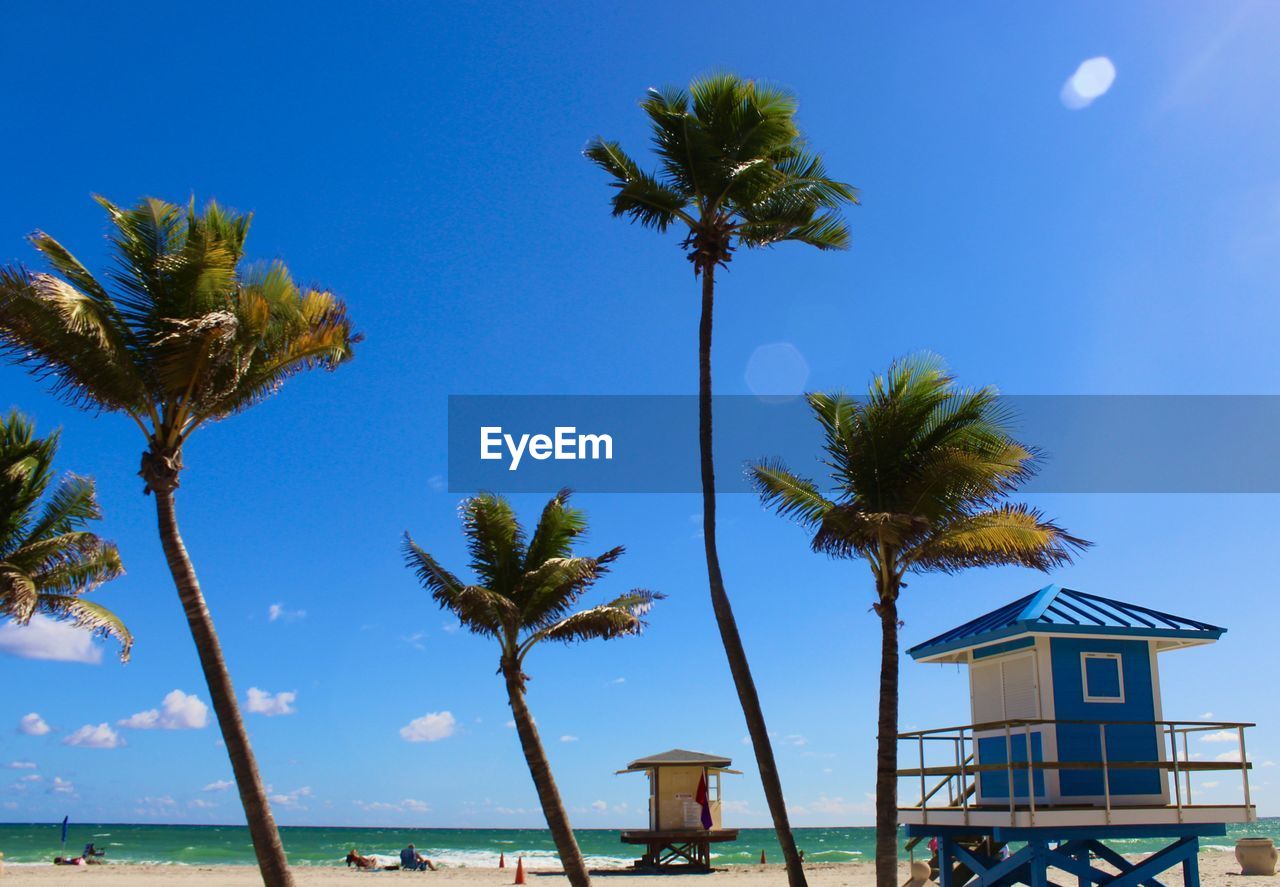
[
  {"x1": 503, "y1": 667, "x2": 591, "y2": 887},
  {"x1": 152, "y1": 487, "x2": 294, "y2": 887},
  {"x1": 697, "y1": 265, "x2": 807, "y2": 887},
  {"x1": 874, "y1": 588, "x2": 901, "y2": 887}
]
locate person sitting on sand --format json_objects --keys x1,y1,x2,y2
[
  {"x1": 346, "y1": 849, "x2": 392, "y2": 870},
  {"x1": 400, "y1": 843, "x2": 437, "y2": 871},
  {"x1": 82, "y1": 843, "x2": 106, "y2": 864}
]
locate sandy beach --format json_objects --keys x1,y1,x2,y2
[{"x1": 0, "y1": 854, "x2": 1263, "y2": 886}]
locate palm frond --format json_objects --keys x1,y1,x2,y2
[
  {"x1": 530, "y1": 590, "x2": 661, "y2": 648},
  {"x1": 26, "y1": 540, "x2": 123, "y2": 597},
  {"x1": 522, "y1": 489, "x2": 585, "y2": 570},
  {"x1": 460, "y1": 494, "x2": 525, "y2": 592},
  {"x1": 402, "y1": 535, "x2": 515, "y2": 640},
  {"x1": 22, "y1": 473, "x2": 101, "y2": 542},
  {"x1": 519, "y1": 548, "x2": 622, "y2": 630},
  {"x1": 811, "y1": 507, "x2": 927, "y2": 558},
  {"x1": 34, "y1": 594, "x2": 133, "y2": 661},
  {"x1": 907, "y1": 503, "x2": 1091, "y2": 574},
  {"x1": 0, "y1": 266, "x2": 148, "y2": 413},
  {"x1": 748, "y1": 460, "x2": 832, "y2": 527},
  {"x1": 0, "y1": 566, "x2": 39, "y2": 621},
  {"x1": 584, "y1": 138, "x2": 691, "y2": 231}
]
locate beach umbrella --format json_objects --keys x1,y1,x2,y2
[{"x1": 60, "y1": 816, "x2": 68, "y2": 852}]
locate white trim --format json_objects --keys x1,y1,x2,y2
[
  {"x1": 913, "y1": 632, "x2": 1217, "y2": 665},
  {"x1": 1035, "y1": 637, "x2": 1061, "y2": 804},
  {"x1": 1081, "y1": 652, "x2": 1125, "y2": 703},
  {"x1": 1149, "y1": 642, "x2": 1171, "y2": 805}
]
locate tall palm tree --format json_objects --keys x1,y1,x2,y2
[
  {"x1": 404, "y1": 489, "x2": 660, "y2": 887},
  {"x1": 0, "y1": 196, "x2": 357, "y2": 887},
  {"x1": 0, "y1": 410, "x2": 131, "y2": 659},
  {"x1": 586, "y1": 73, "x2": 857, "y2": 886},
  {"x1": 749, "y1": 355, "x2": 1089, "y2": 887}
]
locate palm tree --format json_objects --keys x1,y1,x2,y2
[
  {"x1": 749, "y1": 355, "x2": 1090, "y2": 887},
  {"x1": 404, "y1": 489, "x2": 660, "y2": 887},
  {"x1": 586, "y1": 73, "x2": 857, "y2": 886},
  {"x1": 0, "y1": 196, "x2": 357, "y2": 887},
  {"x1": 0, "y1": 410, "x2": 131, "y2": 659}
]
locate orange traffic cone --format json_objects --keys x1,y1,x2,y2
[
  {"x1": 499, "y1": 853, "x2": 505, "y2": 869},
  {"x1": 760, "y1": 850, "x2": 767, "y2": 865},
  {"x1": 514, "y1": 856, "x2": 526, "y2": 885}
]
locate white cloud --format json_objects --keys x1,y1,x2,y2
[
  {"x1": 1263, "y1": 761, "x2": 1276, "y2": 768},
  {"x1": 18, "y1": 713, "x2": 51, "y2": 736},
  {"x1": 6, "y1": 761, "x2": 37, "y2": 769},
  {"x1": 400, "y1": 712, "x2": 456, "y2": 743},
  {"x1": 203, "y1": 780, "x2": 234, "y2": 792},
  {"x1": 591, "y1": 800, "x2": 607, "y2": 812},
  {"x1": 50, "y1": 776, "x2": 75, "y2": 795},
  {"x1": 246, "y1": 688, "x2": 297, "y2": 717},
  {"x1": 188, "y1": 798, "x2": 217, "y2": 810},
  {"x1": 119, "y1": 690, "x2": 209, "y2": 730},
  {"x1": 134, "y1": 795, "x2": 178, "y2": 817},
  {"x1": 269, "y1": 786, "x2": 312, "y2": 808},
  {"x1": 355, "y1": 798, "x2": 430, "y2": 813},
  {"x1": 267, "y1": 603, "x2": 305, "y2": 623},
  {"x1": 782, "y1": 734, "x2": 808, "y2": 747},
  {"x1": 789, "y1": 793, "x2": 874, "y2": 817},
  {"x1": 504, "y1": 720, "x2": 516, "y2": 729},
  {"x1": 18, "y1": 774, "x2": 41, "y2": 783},
  {"x1": 560, "y1": 735, "x2": 579, "y2": 743},
  {"x1": 1215, "y1": 749, "x2": 1244, "y2": 763},
  {"x1": 1061, "y1": 57, "x2": 1116, "y2": 110},
  {"x1": 1200, "y1": 730, "x2": 1239, "y2": 744},
  {"x1": 1202, "y1": 780, "x2": 1221, "y2": 789},
  {"x1": 1199, "y1": 711, "x2": 1215, "y2": 719},
  {"x1": 63, "y1": 723, "x2": 124, "y2": 749},
  {"x1": 611, "y1": 677, "x2": 625, "y2": 685},
  {"x1": 0, "y1": 615, "x2": 102, "y2": 664}
]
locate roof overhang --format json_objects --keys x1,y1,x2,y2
[{"x1": 910, "y1": 623, "x2": 1225, "y2": 664}]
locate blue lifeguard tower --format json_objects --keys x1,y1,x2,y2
[{"x1": 898, "y1": 585, "x2": 1256, "y2": 887}]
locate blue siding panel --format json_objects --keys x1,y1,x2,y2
[
  {"x1": 1050, "y1": 638, "x2": 1163, "y2": 797},
  {"x1": 978, "y1": 732, "x2": 1046, "y2": 800}
]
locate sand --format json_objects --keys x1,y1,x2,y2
[{"x1": 0, "y1": 853, "x2": 1264, "y2": 886}]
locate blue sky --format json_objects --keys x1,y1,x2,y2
[{"x1": 2, "y1": 1, "x2": 1280, "y2": 829}]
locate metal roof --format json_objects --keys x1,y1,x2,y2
[
  {"x1": 622, "y1": 749, "x2": 733, "y2": 770},
  {"x1": 908, "y1": 585, "x2": 1226, "y2": 661}
]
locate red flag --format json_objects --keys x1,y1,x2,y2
[{"x1": 695, "y1": 773, "x2": 713, "y2": 829}]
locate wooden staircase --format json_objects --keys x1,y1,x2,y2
[{"x1": 903, "y1": 755, "x2": 1006, "y2": 887}]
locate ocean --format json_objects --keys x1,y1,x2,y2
[{"x1": 1, "y1": 821, "x2": 1277, "y2": 868}]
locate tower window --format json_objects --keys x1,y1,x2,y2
[{"x1": 1081, "y1": 652, "x2": 1124, "y2": 703}]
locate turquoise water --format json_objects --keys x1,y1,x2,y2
[{"x1": 1, "y1": 821, "x2": 1277, "y2": 867}]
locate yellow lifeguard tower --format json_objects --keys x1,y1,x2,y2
[{"x1": 617, "y1": 749, "x2": 741, "y2": 870}]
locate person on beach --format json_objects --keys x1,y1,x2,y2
[
  {"x1": 346, "y1": 849, "x2": 382, "y2": 870},
  {"x1": 82, "y1": 843, "x2": 106, "y2": 863},
  {"x1": 400, "y1": 843, "x2": 437, "y2": 871}
]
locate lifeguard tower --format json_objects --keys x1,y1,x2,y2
[
  {"x1": 617, "y1": 749, "x2": 741, "y2": 870},
  {"x1": 898, "y1": 585, "x2": 1256, "y2": 887}
]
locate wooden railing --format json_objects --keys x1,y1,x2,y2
[{"x1": 897, "y1": 719, "x2": 1255, "y2": 826}]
